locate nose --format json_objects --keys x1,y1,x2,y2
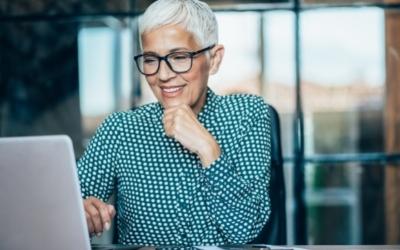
[{"x1": 158, "y1": 59, "x2": 176, "y2": 81}]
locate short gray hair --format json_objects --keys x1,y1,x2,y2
[{"x1": 139, "y1": 0, "x2": 218, "y2": 47}]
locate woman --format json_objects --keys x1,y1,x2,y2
[{"x1": 78, "y1": 0, "x2": 272, "y2": 246}]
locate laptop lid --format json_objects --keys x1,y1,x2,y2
[{"x1": 0, "y1": 135, "x2": 91, "y2": 250}]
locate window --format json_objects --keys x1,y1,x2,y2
[{"x1": 1, "y1": 0, "x2": 400, "y2": 245}]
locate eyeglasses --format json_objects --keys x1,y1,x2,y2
[{"x1": 134, "y1": 44, "x2": 215, "y2": 76}]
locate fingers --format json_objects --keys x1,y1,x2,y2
[
  {"x1": 91, "y1": 199, "x2": 112, "y2": 230},
  {"x1": 162, "y1": 104, "x2": 218, "y2": 159},
  {"x1": 163, "y1": 115, "x2": 175, "y2": 137},
  {"x1": 107, "y1": 204, "x2": 116, "y2": 218},
  {"x1": 85, "y1": 211, "x2": 95, "y2": 234},
  {"x1": 85, "y1": 202, "x2": 104, "y2": 235},
  {"x1": 83, "y1": 197, "x2": 115, "y2": 236},
  {"x1": 163, "y1": 105, "x2": 194, "y2": 123},
  {"x1": 163, "y1": 105, "x2": 195, "y2": 138}
]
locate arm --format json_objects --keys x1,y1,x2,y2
[
  {"x1": 200, "y1": 99, "x2": 271, "y2": 243},
  {"x1": 163, "y1": 98, "x2": 271, "y2": 243},
  {"x1": 77, "y1": 113, "x2": 121, "y2": 201},
  {"x1": 77, "y1": 113, "x2": 121, "y2": 235}
]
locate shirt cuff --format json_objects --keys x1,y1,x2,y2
[{"x1": 201, "y1": 154, "x2": 251, "y2": 201}]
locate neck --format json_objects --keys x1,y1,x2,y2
[{"x1": 192, "y1": 89, "x2": 208, "y2": 115}]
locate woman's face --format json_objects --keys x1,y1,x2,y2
[{"x1": 141, "y1": 25, "x2": 216, "y2": 114}]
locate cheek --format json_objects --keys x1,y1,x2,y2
[
  {"x1": 184, "y1": 62, "x2": 210, "y2": 86},
  {"x1": 145, "y1": 76, "x2": 160, "y2": 89},
  {"x1": 145, "y1": 76, "x2": 154, "y2": 85}
]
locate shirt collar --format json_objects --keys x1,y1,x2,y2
[{"x1": 198, "y1": 87, "x2": 218, "y2": 122}]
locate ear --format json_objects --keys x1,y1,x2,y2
[{"x1": 208, "y1": 44, "x2": 225, "y2": 75}]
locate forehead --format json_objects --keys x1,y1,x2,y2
[{"x1": 141, "y1": 25, "x2": 200, "y2": 52}]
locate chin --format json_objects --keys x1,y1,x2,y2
[{"x1": 161, "y1": 98, "x2": 188, "y2": 109}]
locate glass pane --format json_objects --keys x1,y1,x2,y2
[
  {"x1": 262, "y1": 11, "x2": 295, "y2": 158},
  {"x1": 211, "y1": 12, "x2": 261, "y2": 95},
  {"x1": 305, "y1": 162, "x2": 388, "y2": 244},
  {"x1": 124, "y1": 1, "x2": 294, "y2": 13},
  {"x1": 0, "y1": 1, "x2": 131, "y2": 16},
  {"x1": 78, "y1": 22, "x2": 135, "y2": 143},
  {"x1": 262, "y1": 10, "x2": 296, "y2": 244},
  {"x1": 300, "y1": 8, "x2": 385, "y2": 155},
  {"x1": 300, "y1": 7, "x2": 390, "y2": 244},
  {"x1": 283, "y1": 162, "x2": 295, "y2": 244},
  {"x1": 208, "y1": 0, "x2": 293, "y2": 10},
  {"x1": 208, "y1": 0, "x2": 291, "y2": 3},
  {"x1": 79, "y1": 27, "x2": 116, "y2": 118},
  {"x1": 0, "y1": 17, "x2": 137, "y2": 158},
  {"x1": 0, "y1": 0, "x2": 295, "y2": 17},
  {"x1": 0, "y1": 19, "x2": 84, "y2": 156},
  {"x1": 301, "y1": 0, "x2": 397, "y2": 7}
]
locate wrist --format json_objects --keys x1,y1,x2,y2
[{"x1": 198, "y1": 139, "x2": 221, "y2": 168}]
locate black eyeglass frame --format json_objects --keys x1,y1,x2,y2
[{"x1": 134, "y1": 44, "x2": 216, "y2": 76}]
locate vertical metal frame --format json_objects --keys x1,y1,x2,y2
[{"x1": 293, "y1": 0, "x2": 307, "y2": 244}]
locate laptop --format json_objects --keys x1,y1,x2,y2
[{"x1": 0, "y1": 135, "x2": 91, "y2": 250}]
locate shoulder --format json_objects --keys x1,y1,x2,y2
[
  {"x1": 101, "y1": 102, "x2": 159, "y2": 126},
  {"x1": 129, "y1": 102, "x2": 160, "y2": 119},
  {"x1": 217, "y1": 92, "x2": 270, "y2": 119}
]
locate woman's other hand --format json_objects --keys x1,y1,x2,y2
[
  {"x1": 83, "y1": 196, "x2": 116, "y2": 236},
  {"x1": 163, "y1": 104, "x2": 221, "y2": 167}
]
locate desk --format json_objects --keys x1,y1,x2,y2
[
  {"x1": 297, "y1": 246, "x2": 399, "y2": 250},
  {"x1": 91, "y1": 244, "x2": 400, "y2": 250}
]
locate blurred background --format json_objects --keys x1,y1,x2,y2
[{"x1": 1, "y1": 0, "x2": 400, "y2": 245}]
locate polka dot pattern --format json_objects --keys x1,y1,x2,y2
[{"x1": 77, "y1": 88, "x2": 272, "y2": 246}]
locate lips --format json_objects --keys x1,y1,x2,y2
[
  {"x1": 162, "y1": 86, "x2": 183, "y2": 93},
  {"x1": 160, "y1": 85, "x2": 185, "y2": 97}
]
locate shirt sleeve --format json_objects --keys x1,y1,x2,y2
[
  {"x1": 200, "y1": 97, "x2": 272, "y2": 244},
  {"x1": 77, "y1": 113, "x2": 121, "y2": 202}
]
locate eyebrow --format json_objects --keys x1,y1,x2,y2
[
  {"x1": 142, "y1": 47, "x2": 191, "y2": 55},
  {"x1": 170, "y1": 47, "x2": 190, "y2": 52}
]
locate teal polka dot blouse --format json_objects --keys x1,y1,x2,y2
[{"x1": 77, "y1": 88, "x2": 272, "y2": 246}]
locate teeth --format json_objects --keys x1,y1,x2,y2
[{"x1": 162, "y1": 87, "x2": 181, "y2": 93}]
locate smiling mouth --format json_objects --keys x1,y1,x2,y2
[
  {"x1": 162, "y1": 87, "x2": 182, "y2": 93},
  {"x1": 161, "y1": 85, "x2": 185, "y2": 95}
]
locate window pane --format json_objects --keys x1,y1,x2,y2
[
  {"x1": 79, "y1": 27, "x2": 116, "y2": 118},
  {"x1": 0, "y1": 1, "x2": 131, "y2": 16},
  {"x1": 210, "y1": 12, "x2": 261, "y2": 95},
  {"x1": 301, "y1": 8, "x2": 385, "y2": 155},
  {"x1": 262, "y1": 11, "x2": 295, "y2": 158},
  {"x1": 0, "y1": 19, "x2": 84, "y2": 156},
  {"x1": 300, "y1": 7, "x2": 387, "y2": 244},
  {"x1": 0, "y1": 17, "x2": 135, "y2": 157},
  {"x1": 305, "y1": 162, "x2": 388, "y2": 244},
  {"x1": 78, "y1": 23, "x2": 134, "y2": 141},
  {"x1": 302, "y1": 0, "x2": 384, "y2": 7},
  {"x1": 133, "y1": 0, "x2": 294, "y2": 12}
]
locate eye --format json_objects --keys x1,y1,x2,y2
[
  {"x1": 143, "y1": 56, "x2": 158, "y2": 64},
  {"x1": 170, "y1": 53, "x2": 190, "y2": 61}
]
